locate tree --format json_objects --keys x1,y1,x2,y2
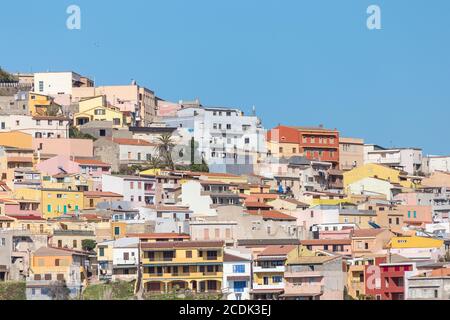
[
  {"x1": 157, "y1": 134, "x2": 175, "y2": 170},
  {"x1": 0, "y1": 67, "x2": 16, "y2": 82},
  {"x1": 69, "y1": 127, "x2": 97, "y2": 140},
  {"x1": 144, "y1": 155, "x2": 163, "y2": 171},
  {"x1": 82, "y1": 239, "x2": 97, "y2": 252},
  {"x1": 49, "y1": 280, "x2": 71, "y2": 300}
]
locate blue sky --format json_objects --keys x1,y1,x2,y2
[{"x1": 1, "y1": 0, "x2": 450, "y2": 155}]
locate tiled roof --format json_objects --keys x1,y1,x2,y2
[
  {"x1": 245, "y1": 202, "x2": 274, "y2": 209},
  {"x1": 352, "y1": 229, "x2": 388, "y2": 238},
  {"x1": 84, "y1": 191, "x2": 123, "y2": 198},
  {"x1": 245, "y1": 210, "x2": 297, "y2": 221},
  {"x1": 33, "y1": 246, "x2": 89, "y2": 257},
  {"x1": 74, "y1": 158, "x2": 111, "y2": 167},
  {"x1": 7, "y1": 215, "x2": 45, "y2": 221},
  {"x1": 224, "y1": 253, "x2": 251, "y2": 262},
  {"x1": 110, "y1": 138, "x2": 156, "y2": 146},
  {"x1": 258, "y1": 245, "x2": 296, "y2": 256}
]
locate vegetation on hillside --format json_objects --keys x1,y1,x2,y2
[
  {"x1": 82, "y1": 281, "x2": 135, "y2": 300},
  {"x1": 0, "y1": 282, "x2": 26, "y2": 300},
  {"x1": 0, "y1": 67, "x2": 17, "y2": 82}
]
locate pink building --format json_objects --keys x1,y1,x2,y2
[
  {"x1": 398, "y1": 205, "x2": 433, "y2": 226},
  {"x1": 36, "y1": 155, "x2": 111, "y2": 190},
  {"x1": 301, "y1": 239, "x2": 352, "y2": 256},
  {"x1": 33, "y1": 138, "x2": 94, "y2": 158}
]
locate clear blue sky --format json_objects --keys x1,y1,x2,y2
[{"x1": 1, "y1": 0, "x2": 450, "y2": 155}]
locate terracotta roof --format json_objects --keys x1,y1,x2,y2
[
  {"x1": 431, "y1": 268, "x2": 450, "y2": 277},
  {"x1": 281, "y1": 199, "x2": 310, "y2": 207},
  {"x1": 301, "y1": 239, "x2": 352, "y2": 246},
  {"x1": 141, "y1": 241, "x2": 224, "y2": 249},
  {"x1": 224, "y1": 253, "x2": 251, "y2": 262},
  {"x1": 245, "y1": 202, "x2": 274, "y2": 209},
  {"x1": 0, "y1": 216, "x2": 15, "y2": 221},
  {"x1": 245, "y1": 210, "x2": 297, "y2": 221},
  {"x1": 7, "y1": 157, "x2": 33, "y2": 163},
  {"x1": 74, "y1": 158, "x2": 111, "y2": 167},
  {"x1": 199, "y1": 172, "x2": 241, "y2": 178},
  {"x1": 110, "y1": 138, "x2": 156, "y2": 146},
  {"x1": 84, "y1": 191, "x2": 123, "y2": 198},
  {"x1": 352, "y1": 229, "x2": 388, "y2": 238},
  {"x1": 258, "y1": 245, "x2": 296, "y2": 256},
  {"x1": 7, "y1": 215, "x2": 45, "y2": 221},
  {"x1": 33, "y1": 246, "x2": 88, "y2": 257}
]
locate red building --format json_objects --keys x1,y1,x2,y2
[
  {"x1": 267, "y1": 125, "x2": 340, "y2": 168},
  {"x1": 364, "y1": 256, "x2": 416, "y2": 300}
]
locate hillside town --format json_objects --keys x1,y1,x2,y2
[{"x1": 1, "y1": 68, "x2": 450, "y2": 300}]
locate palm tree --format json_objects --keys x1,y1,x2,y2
[
  {"x1": 157, "y1": 134, "x2": 175, "y2": 170},
  {"x1": 145, "y1": 155, "x2": 162, "y2": 171}
]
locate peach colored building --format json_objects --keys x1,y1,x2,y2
[
  {"x1": 33, "y1": 138, "x2": 94, "y2": 158},
  {"x1": 339, "y1": 137, "x2": 364, "y2": 171},
  {"x1": 398, "y1": 205, "x2": 433, "y2": 226},
  {"x1": 351, "y1": 229, "x2": 393, "y2": 257},
  {"x1": 301, "y1": 239, "x2": 352, "y2": 256}
]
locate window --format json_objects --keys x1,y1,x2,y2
[
  {"x1": 365, "y1": 243, "x2": 369, "y2": 250},
  {"x1": 226, "y1": 124, "x2": 231, "y2": 130},
  {"x1": 39, "y1": 81, "x2": 44, "y2": 92},
  {"x1": 99, "y1": 247, "x2": 105, "y2": 257},
  {"x1": 57, "y1": 274, "x2": 64, "y2": 281},
  {"x1": 0, "y1": 238, "x2": 5, "y2": 247},
  {"x1": 44, "y1": 274, "x2": 52, "y2": 281},
  {"x1": 114, "y1": 227, "x2": 120, "y2": 236},
  {"x1": 0, "y1": 122, "x2": 4, "y2": 129},
  {"x1": 272, "y1": 276, "x2": 283, "y2": 283},
  {"x1": 47, "y1": 205, "x2": 52, "y2": 213},
  {"x1": 16, "y1": 120, "x2": 20, "y2": 126},
  {"x1": 435, "y1": 290, "x2": 439, "y2": 299},
  {"x1": 413, "y1": 211, "x2": 417, "y2": 219},
  {"x1": 73, "y1": 240, "x2": 77, "y2": 248},
  {"x1": 34, "y1": 274, "x2": 42, "y2": 280},
  {"x1": 186, "y1": 251, "x2": 192, "y2": 258},
  {"x1": 48, "y1": 120, "x2": 52, "y2": 125},
  {"x1": 55, "y1": 259, "x2": 60, "y2": 266},
  {"x1": 234, "y1": 281, "x2": 246, "y2": 293},
  {"x1": 99, "y1": 129, "x2": 106, "y2": 137},
  {"x1": 124, "y1": 252, "x2": 130, "y2": 260},
  {"x1": 233, "y1": 265, "x2": 246, "y2": 273}
]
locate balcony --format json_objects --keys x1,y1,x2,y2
[
  {"x1": 113, "y1": 258, "x2": 138, "y2": 266},
  {"x1": 252, "y1": 283, "x2": 284, "y2": 291},
  {"x1": 284, "y1": 271, "x2": 323, "y2": 279},
  {"x1": 284, "y1": 284, "x2": 324, "y2": 296},
  {"x1": 162, "y1": 183, "x2": 178, "y2": 190},
  {"x1": 253, "y1": 266, "x2": 285, "y2": 273}
]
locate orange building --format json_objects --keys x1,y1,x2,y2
[{"x1": 267, "y1": 125, "x2": 340, "y2": 168}]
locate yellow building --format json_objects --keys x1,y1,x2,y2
[
  {"x1": 343, "y1": 163, "x2": 419, "y2": 189},
  {"x1": 0, "y1": 131, "x2": 33, "y2": 149},
  {"x1": 339, "y1": 210, "x2": 378, "y2": 229},
  {"x1": 28, "y1": 93, "x2": 55, "y2": 116},
  {"x1": 14, "y1": 188, "x2": 84, "y2": 219},
  {"x1": 41, "y1": 173, "x2": 92, "y2": 192},
  {"x1": 388, "y1": 236, "x2": 444, "y2": 249},
  {"x1": 141, "y1": 241, "x2": 224, "y2": 293},
  {"x1": 74, "y1": 96, "x2": 124, "y2": 128},
  {"x1": 28, "y1": 246, "x2": 88, "y2": 298}
]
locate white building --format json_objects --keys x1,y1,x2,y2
[
  {"x1": 346, "y1": 177, "x2": 402, "y2": 201},
  {"x1": 102, "y1": 175, "x2": 156, "y2": 207},
  {"x1": 364, "y1": 145, "x2": 423, "y2": 175},
  {"x1": 223, "y1": 248, "x2": 252, "y2": 300},
  {"x1": 0, "y1": 115, "x2": 69, "y2": 138},
  {"x1": 162, "y1": 107, "x2": 267, "y2": 175},
  {"x1": 33, "y1": 71, "x2": 93, "y2": 96},
  {"x1": 423, "y1": 156, "x2": 450, "y2": 174},
  {"x1": 112, "y1": 237, "x2": 140, "y2": 282}
]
